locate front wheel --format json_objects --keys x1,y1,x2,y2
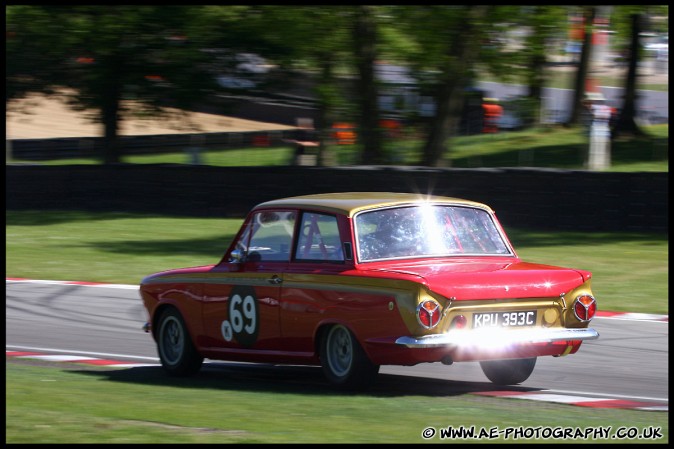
[
  {"x1": 479, "y1": 357, "x2": 537, "y2": 385},
  {"x1": 156, "y1": 307, "x2": 203, "y2": 377},
  {"x1": 320, "y1": 324, "x2": 379, "y2": 390}
]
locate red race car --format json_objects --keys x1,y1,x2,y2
[{"x1": 140, "y1": 192, "x2": 599, "y2": 389}]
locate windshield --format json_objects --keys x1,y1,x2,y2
[{"x1": 355, "y1": 205, "x2": 512, "y2": 262}]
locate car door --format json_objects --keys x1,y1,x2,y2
[
  {"x1": 200, "y1": 209, "x2": 296, "y2": 352},
  {"x1": 279, "y1": 211, "x2": 349, "y2": 353}
]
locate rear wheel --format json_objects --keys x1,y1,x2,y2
[
  {"x1": 320, "y1": 324, "x2": 379, "y2": 390},
  {"x1": 156, "y1": 307, "x2": 203, "y2": 377},
  {"x1": 480, "y1": 357, "x2": 537, "y2": 385},
  {"x1": 480, "y1": 357, "x2": 536, "y2": 385}
]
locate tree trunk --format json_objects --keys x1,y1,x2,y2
[
  {"x1": 352, "y1": 6, "x2": 384, "y2": 165},
  {"x1": 421, "y1": 79, "x2": 463, "y2": 167},
  {"x1": 101, "y1": 96, "x2": 120, "y2": 164},
  {"x1": 421, "y1": 6, "x2": 487, "y2": 167},
  {"x1": 527, "y1": 52, "x2": 546, "y2": 127},
  {"x1": 612, "y1": 13, "x2": 645, "y2": 138},
  {"x1": 315, "y1": 57, "x2": 335, "y2": 167},
  {"x1": 100, "y1": 58, "x2": 123, "y2": 165},
  {"x1": 566, "y1": 6, "x2": 595, "y2": 126}
]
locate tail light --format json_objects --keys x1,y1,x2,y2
[
  {"x1": 573, "y1": 295, "x2": 597, "y2": 322},
  {"x1": 417, "y1": 300, "x2": 441, "y2": 329},
  {"x1": 450, "y1": 314, "x2": 467, "y2": 329}
]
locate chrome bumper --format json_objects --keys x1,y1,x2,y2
[{"x1": 395, "y1": 327, "x2": 599, "y2": 348}]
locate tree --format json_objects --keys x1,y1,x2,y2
[
  {"x1": 611, "y1": 12, "x2": 646, "y2": 138},
  {"x1": 515, "y1": 6, "x2": 568, "y2": 127},
  {"x1": 6, "y1": 7, "x2": 68, "y2": 102},
  {"x1": 234, "y1": 6, "x2": 387, "y2": 166},
  {"x1": 423, "y1": 8, "x2": 482, "y2": 166},
  {"x1": 247, "y1": 6, "x2": 354, "y2": 167},
  {"x1": 392, "y1": 6, "x2": 494, "y2": 167},
  {"x1": 351, "y1": 6, "x2": 385, "y2": 164},
  {"x1": 7, "y1": 6, "x2": 221, "y2": 164},
  {"x1": 565, "y1": 6, "x2": 596, "y2": 127},
  {"x1": 567, "y1": 5, "x2": 669, "y2": 139}
]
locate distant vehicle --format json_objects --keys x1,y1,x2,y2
[
  {"x1": 496, "y1": 111, "x2": 523, "y2": 130},
  {"x1": 644, "y1": 34, "x2": 668, "y2": 53},
  {"x1": 216, "y1": 76, "x2": 256, "y2": 90},
  {"x1": 207, "y1": 51, "x2": 277, "y2": 90},
  {"x1": 140, "y1": 192, "x2": 599, "y2": 390},
  {"x1": 235, "y1": 53, "x2": 275, "y2": 74},
  {"x1": 644, "y1": 34, "x2": 668, "y2": 75}
]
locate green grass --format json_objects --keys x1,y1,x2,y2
[
  {"x1": 505, "y1": 228, "x2": 668, "y2": 315},
  {"x1": 6, "y1": 362, "x2": 668, "y2": 443},
  {"x1": 11, "y1": 124, "x2": 668, "y2": 171},
  {"x1": 6, "y1": 210, "x2": 668, "y2": 315},
  {"x1": 448, "y1": 125, "x2": 669, "y2": 171},
  {"x1": 5, "y1": 211, "x2": 241, "y2": 284},
  {"x1": 22, "y1": 145, "x2": 296, "y2": 167}
]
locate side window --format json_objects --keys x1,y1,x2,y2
[
  {"x1": 246, "y1": 210, "x2": 296, "y2": 262},
  {"x1": 228, "y1": 219, "x2": 252, "y2": 262},
  {"x1": 296, "y1": 212, "x2": 344, "y2": 262}
]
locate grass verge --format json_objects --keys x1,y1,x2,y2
[
  {"x1": 5, "y1": 211, "x2": 668, "y2": 314},
  {"x1": 10, "y1": 125, "x2": 668, "y2": 172},
  {"x1": 5, "y1": 361, "x2": 668, "y2": 443}
]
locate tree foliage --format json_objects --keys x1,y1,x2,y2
[
  {"x1": 8, "y1": 6, "x2": 223, "y2": 163},
  {"x1": 391, "y1": 6, "x2": 509, "y2": 166},
  {"x1": 513, "y1": 6, "x2": 568, "y2": 126},
  {"x1": 609, "y1": 5, "x2": 668, "y2": 138},
  {"x1": 248, "y1": 6, "x2": 355, "y2": 166},
  {"x1": 6, "y1": 5, "x2": 667, "y2": 166},
  {"x1": 565, "y1": 6, "x2": 596, "y2": 127}
]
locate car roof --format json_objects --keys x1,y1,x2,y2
[{"x1": 254, "y1": 192, "x2": 493, "y2": 217}]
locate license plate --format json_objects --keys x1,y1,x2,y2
[{"x1": 473, "y1": 310, "x2": 537, "y2": 328}]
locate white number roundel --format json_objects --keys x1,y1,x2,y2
[{"x1": 221, "y1": 287, "x2": 259, "y2": 347}]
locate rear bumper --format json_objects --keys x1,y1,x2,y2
[{"x1": 395, "y1": 327, "x2": 599, "y2": 348}]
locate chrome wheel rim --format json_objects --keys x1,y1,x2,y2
[
  {"x1": 326, "y1": 325, "x2": 353, "y2": 377},
  {"x1": 159, "y1": 316, "x2": 184, "y2": 365}
]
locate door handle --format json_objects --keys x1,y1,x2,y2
[{"x1": 268, "y1": 275, "x2": 283, "y2": 285}]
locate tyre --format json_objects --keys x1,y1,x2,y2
[
  {"x1": 156, "y1": 307, "x2": 203, "y2": 377},
  {"x1": 320, "y1": 324, "x2": 379, "y2": 390},
  {"x1": 479, "y1": 357, "x2": 537, "y2": 385}
]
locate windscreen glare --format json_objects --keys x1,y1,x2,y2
[{"x1": 355, "y1": 205, "x2": 511, "y2": 262}]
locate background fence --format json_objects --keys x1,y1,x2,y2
[
  {"x1": 9, "y1": 130, "x2": 301, "y2": 161},
  {"x1": 6, "y1": 165, "x2": 668, "y2": 233}
]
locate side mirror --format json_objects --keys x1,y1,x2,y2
[{"x1": 229, "y1": 249, "x2": 245, "y2": 263}]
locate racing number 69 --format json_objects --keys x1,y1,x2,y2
[
  {"x1": 230, "y1": 294, "x2": 256, "y2": 334},
  {"x1": 222, "y1": 286, "x2": 260, "y2": 347}
]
